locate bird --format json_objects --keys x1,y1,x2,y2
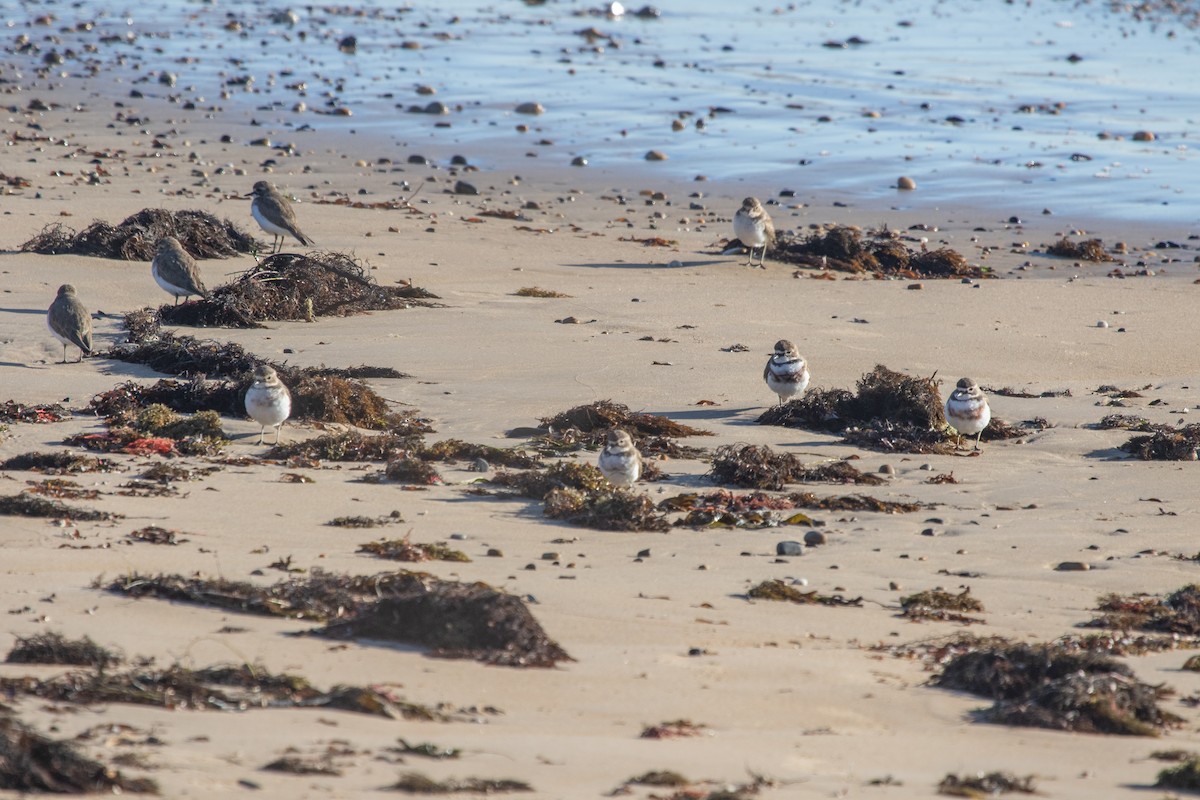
[
  {"x1": 47, "y1": 284, "x2": 92, "y2": 363},
  {"x1": 247, "y1": 180, "x2": 314, "y2": 254},
  {"x1": 733, "y1": 196, "x2": 775, "y2": 268},
  {"x1": 245, "y1": 364, "x2": 293, "y2": 445},
  {"x1": 598, "y1": 429, "x2": 643, "y2": 487},
  {"x1": 764, "y1": 339, "x2": 810, "y2": 406},
  {"x1": 151, "y1": 236, "x2": 209, "y2": 305},
  {"x1": 944, "y1": 377, "x2": 991, "y2": 451}
]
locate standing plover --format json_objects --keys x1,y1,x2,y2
[
  {"x1": 944, "y1": 377, "x2": 991, "y2": 451},
  {"x1": 47, "y1": 284, "x2": 92, "y2": 363},
  {"x1": 764, "y1": 339, "x2": 809, "y2": 406},
  {"x1": 245, "y1": 364, "x2": 292, "y2": 445},
  {"x1": 152, "y1": 236, "x2": 209, "y2": 305},
  {"x1": 598, "y1": 429, "x2": 642, "y2": 487},
  {"x1": 247, "y1": 181, "x2": 314, "y2": 254},
  {"x1": 733, "y1": 196, "x2": 775, "y2": 268}
]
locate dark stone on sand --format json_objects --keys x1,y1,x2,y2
[
  {"x1": 453, "y1": 180, "x2": 479, "y2": 195},
  {"x1": 776, "y1": 540, "x2": 804, "y2": 556}
]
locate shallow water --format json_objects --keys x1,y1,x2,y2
[{"x1": 6, "y1": 0, "x2": 1200, "y2": 223}]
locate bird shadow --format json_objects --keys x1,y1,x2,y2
[
  {"x1": 654, "y1": 405, "x2": 759, "y2": 422},
  {"x1": 0, "y1": 307, "x2": 48, "y2": 315}
]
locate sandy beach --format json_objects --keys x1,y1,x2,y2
[{"x1": 5, "y1": 5, "x2": 1200, "y2": 799}]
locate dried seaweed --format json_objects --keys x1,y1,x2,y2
[
  {"x1": 901, "y1": 588, "x2": 986, "y2": 624},
  {"x1": 5, "y1": 632, "x2": 120, "y2": 668},
  {"x1": 105, "y1": 570, "x2": 571, "y2": 668},
  {"x1": 0, "y1": 400, "x2": 68, "y2": 424},
  {"x1": 0, "y1": 493, "x2": 116, "y2": 521},
  {"x1": 127, "y1": 526, "x2": 188, "y2": 545},
  {"x1": 386, "y1": 773, "x2": 532, "y2": 793},
  {"x1": 514, "y1": 287, "x2": 570, "y2": 298},
  {"x1": 313, "y1": 576, "x2": 571, "y2": 668},
  {"x1": 357, "y1": 538, "x2": 471, "y2": 563},
  {"x1": 542, "y1": 487, "x2": 671, "y2": 532},
  {"x1": 489, "y1": 462, "x2": 610, "y2": 500},
  {"x1": 938, "y1": 772, "x2": 1036, "y2": 797},
  {"x1": 0, "y1": 662, "x2": 434, "y2": 720},
  {"x1": 539, "y1": 400, "x2": 711, "y2": 440},
  {"x1": 0, "y1": 714, "x2": 158, "y2": 793},
  {"x1": 708, "y1": 445, "x2": 882, "y2": 490},
  {"x1": 1096, "y1": 414, "x2": 1164, "y2": 432},
  {"x1": 1045, "y1": 236, "x2": 1115, "y2": 262},
  {"x1": 106, "y1": 327, "x2": 261, "y2": 378},
  {"x1": 328, "y1": 511, "x2": 404, "y2": 528},
  {"x1": 156, "y1": 251, "x2": 438, "y2": 328},
  {"x1": 384, "y1": 456, "x2": 443, "y2": 485},
  {"x1": 639, "y1": 719, "x2": 707, "y2": 739},
  {"x1": 1087, "y1": 585, "x2": 1200, "y2": 634},
  {"x1": 20, "y1": 208, "x2": 255, "y2": 259},
  {"x1": 747, "y1": 580, "x2": 863, "y2": 607},
  {"x1": 263, "y1": 755, "x2": 341, "y2": 776},
  {"x1": 787, "y1": 492, "x2": 921, "y2": 512},
  {"x1": 775, "y1": 226, "x2": 985, "y2": 278},
  {"x1": 932, "y1": 638, "x2": 1181, "y2": 735},
  {"x1": 421, "y1": 439, "x2": 542, "y2": 469},
  {"x1": 660, "y1": 490, "x2": 815, "y2": 529},
  {"x1": 1120, "y1": 425, "x2": 1200, "y2": 460},
  {"x1": 24, "y1": 479, "x2": 100, "y2": 501},
  {"x1": 0, "y1": 451, "x2": 120, "y2": 475},
  {"x1": 1157, "y1": 757, "x2": 1200, "y2": 791},
  {"x1": 68, "y1": 404, "x2": 228, "y2": 457}
]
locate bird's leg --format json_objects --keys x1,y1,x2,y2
[{"x1": 974, "y1": 430, "x2": 984, "y2": 451}]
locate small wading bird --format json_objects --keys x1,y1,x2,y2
[
  {"x1": 733, "y1": 196, "x2": 775, "y2": 268},
  {"x1": 764, "y1": 339, "x2": 810, "y2": 406},
  {"x1": 245, "y1": 364, "x2": 293, "y2": 445},
  {"x1": 247, "y1": 181, "x2": 314, "y2": 254},
  {"x1": 598, "y1": 429, "x2": 642, "y2": 487},
  {"x1": 151, "y1": 236, "x2": 209, "y2": 305},
  {"x1": 944, "y1": 377, "x2": 991, "y2": 451},
  {"x1": 47, "y1": 284, "x2": 92, "y2": 363}
]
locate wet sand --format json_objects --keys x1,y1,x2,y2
[{"x1": 3, "y1": 12, "x2": 1200, "y2": 800}]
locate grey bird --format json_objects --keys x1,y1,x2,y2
[
  {"x1": 47, "y1": 284, "x2": 92, "y2": 363},
  {"x1": 733, "y1": 196, "x2": 775, "y2": 268},
  {"x1": 247, "y1": 181, "x2": 314, "y2": 254},
  {"x1": 152, "y1": 236, "x2": 209, "y2": 305}
]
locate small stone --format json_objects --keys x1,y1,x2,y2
[
  {"x1": 423, "y1": 101, "x2": 449, "y2": 115},
  {"x1": 449, "y1": 533, "x2": 468, "y2": 540},
  {"x1": 921, "y1": 528, "x2": 936, "y2": 536},
  {"x1": 776, "y1": 541, "x2": 804, "y2": 556},
  {"x1": 644, "y1": 150, "x2": 668, "y2": 161},
  {"x1": 791, "y1": 578, "x2": 808, "y2": 587},
  {"x1": 897, "y1": 176, "x2": 917, "y2": 190},
  {"x1": 907, "y1": 282, "x2": 923, "y2": 290},
  {"x1": 415, "y1": 85, "x2": 436, "y2": 95},
  {"x1": 407, "y1": 154, "x2": 430, "y2": 165},
  {"x1": 1055, "y1": 561, "x2": 1090, "y2": 571},
  {"x1": 668, "y1": 260, "x2": 683, "y2": 268},
  {"x1": 636, "y1": 548, "x2": 651, "y2": 558},
  {"x1": 879, "y1": 464, "x2": 896, "y2": 475},
  {"x1": 1132, "y1": 130, "x2": 1156, "y2": 141},
  {"x1": 1096, "y1": 320, "x2": 1109, "y2": 328},
  {"x1": 803, "y1": 530, "x2": 827, "y2": 547},
  {"x1": 570, "y1": 156, "x2": 588, "y2": 167},
  {"x1": 470, "y1": 458, "x2": 489, "y2": 472},
  {"x1": 515, "y1": 102, "x2": 545, "y2": 115},
  {"x1": 888, "y1": 581, "x2": 901, "y2": 591},
  {"x1": 486, "y1": 548, "x2": 503, "y2": 557},
  {"x1": 671, "y1": 119, "x2": 686, "y2": 131},
  {"x1": 541, "y1": 552, "x2": 560, "y2": 561},
  {"x1": 453, "y1": 180, "x2": 479, "y2": 195}
]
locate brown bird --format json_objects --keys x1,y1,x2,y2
[
  {"x1": 247, "y1": 180, "x2": 314, "y2": 254},
  {"x1": 152, "y1": 236, "x2": 209, "y2": 305},
  {"x1": 47, "y1": 284, "x2": 92, "y2": 363}
]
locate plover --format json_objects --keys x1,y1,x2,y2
[
  {"x1": 944, "y1": 377, "x2": 991, "y2": 451},
  {"x1": 47, "y1": 284, "x2": 92, "y2": 363},
  {"x1": 764, "y1": 339, "x2": 809, "y2": 406},
  {"x1": 152, "y1": 236, "x2": 209, "y2": 305},
  {"x1": 733, "y1": 196, "x2": 775, "y2": 268},
  {"x1": 598, "y1": 429, "x2": 642, "y2": 487},
  {"x1": 245, "y1": 364, "x2": 292, "y2": 445},
  {"x1": 247, "y1": 181, "x2": 314, "y2": 254}
]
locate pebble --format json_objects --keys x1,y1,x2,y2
[
  {"x1": 1096, "y1": 320, "x2": 1109, "y2": 328},
  {"x1": 668, "y1": 260, "x2": 683, "y2": 268},
  {"x1": 454, "y1": 180, "x2": 479, "y2": 195},
  {"x1": 644, "y1": 150, "x2": 669, "y2": 161},
  {"x1": 907, "y1": 282, "x2": 923, "y2": 290},
  {"x1": 889, "y1": 581, "x2": 901, "y2": 590},
  {"x1": 541, "y1": 552, "x2": 560, "y2": 561},
  {"x1": 671, "y1": 119, "x2": 685, "y2": 131},
  {"x1": 803, "y1": 530, "x2": 827, "y2": 547},
  {"x1": 897, "y1": 176, "x2": 917, "y2": 190},
  {"x1": 1055, "y1": 561, "x2": 1090, "y2": 571},
  {"x1": 515, "y1": 102, "x2": 545, "y2": 115},
  {"x1": 470, "y1": 458, "x2": 490, "y2": 472},
  {"x1": 1132, "y1": 130, "x2": 1156, "y2": 141},
  {"x1": 486, "y1": 548, "x2": 503, "y2": 557},
  {"x1": 423, "y1": 101, "x2": 449, "y2": 115},
  {"x1": 879, "y1": 464, "x2": 896, "y2": 475},
  {"x1": 415, "y1": 85, "x2": 436, "y2": 95},
  {"x1": 449, "y1": 533, "x2": 468, "y2": 540},
  {"x1": 570, "y1": 156, "x2": 588, "y2": 167},
  {"x1": 791, "y1": 578, "x2": 809, "y2": 587},
  {"x1": 776, "y1": 541, "x2": 804, "y2": 556},
  {"x1": 636, "y1": 548, "x2": 651, "y2": 558}
]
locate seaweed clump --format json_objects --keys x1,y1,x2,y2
[
  {"x1": 20, "y1": 208, "x2": 255, "y2": 260},
  {"x1": 357, "y1": 538, "x2": 471, "y2": 563},
  {"x1": 1045, "y1": 236, "x2": 1115, "y2": 262},
  {"x1": 387, "y1": 773, "x2": 532, "y2": 794},
  {"x1": 0, "y1": 493, "x2": 116, "y2": 521},
  {"x1": 775, "y1": 225, "x2": 984, "y2": 278},
  {"x1": 747, "y1": 580, "x2": 863, "y2": 607},
  {"x1": 933, "y1": 638, "x2": 1181, "y2": 735},
  {"x1": 67, "y1": 403, "x2": 227, "y2": 457},
  {"x1": 0, "y1": 400, "x2": 68, "y2": 424},
  {"x1": 156, "y1": 251, "x2": 438, "y2": 328},
  {"x1": 709, "y1": 444, "x2": 883, "y2": 490},
  {"x1": 0, "y1": 451, "x2": 120, "y2": 475},
  {"x1": 1087, "y1": 584, "x2": 1200, "y2": 634},
  {"x1": 5, "y1": 632, "x2": 121, "y2": 668},
  {"x1": 104, "y1": 570, "x2": 570, "y2": 668},
  {"x1": 938, "y1": 772, "x2": 1036, "y2": 797},
  {"x1": 660, "y1": 490, "x2": 815, "y2": 529},
  {"x1": 537, "y1": 400, "x2": 712, "y2": 456},
  {"x1": 1156, "y1": 757, "x2": 1200, "y2": 792},
  {"x1": 489, "y1": 462, "x2": 670, "y2": 532},
  {"x1": 1119, "y1": 424, "x2": 1200, "y2": 461},
  {"x1": 900, "y1": 588, "x2": 986, "y2": 624},
  {"x1": 0, "y1": 714, "x2": 158, "y2": 793}
]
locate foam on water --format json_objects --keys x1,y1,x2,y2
[{"x1": 7, "y1": 0, "x2": 1199, "y2": 223}]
